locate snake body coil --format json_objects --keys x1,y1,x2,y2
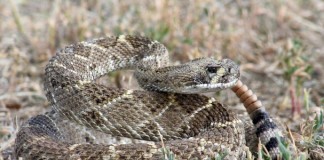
[{"x1": 14, "y1": 35, "x2": 280, "y2": 159}]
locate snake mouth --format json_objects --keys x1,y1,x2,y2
[{"x1": 182, "y1": 78, "x2": 239, "y2": 93}]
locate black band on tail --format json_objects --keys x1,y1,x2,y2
[
  {"x1": 265, "y1": 137, "x2": 279, "y2": 152},
  {"x1": 251, "y1": 110, "x2": 268, "y2": 125},
  {"x1": 250, "y1": 109, "x2": 281, "y2": 158}
]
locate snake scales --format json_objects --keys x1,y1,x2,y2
[{"x1": 14, "y1": 35, "x2": 282, "y2": 159}]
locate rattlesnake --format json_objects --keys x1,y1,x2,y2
[{"x1": 14, "y1": 35, "x2": 282, "y2": 159}]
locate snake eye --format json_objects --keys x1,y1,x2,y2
[{"x1": 207, "y1": 66, "x2": 219, "y2": 74}]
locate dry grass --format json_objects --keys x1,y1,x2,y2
[{"x1": 0, "y1": 0, "x2": 323, "y2": 159}]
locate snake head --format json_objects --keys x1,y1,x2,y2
[
  {"x1": 135, "y1": 58, "x2": 240, "y2": 94},
  {"x1": 177, "y1": 58, "x2": 240, "y2": 93}
]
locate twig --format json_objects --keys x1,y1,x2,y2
[
  {"x1": 286, "y1": 10, "x2": 324, "y2": 35},
  {"x1": 9, "y1": 0, "x2": 24, "y2": 34},
  {"x1": 0, "y1": 92, "x2": 46, "y2": 100}
]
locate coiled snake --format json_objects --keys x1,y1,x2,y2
[{"x1": 14, "y1": 35, "x2": 281, "y2": 159}]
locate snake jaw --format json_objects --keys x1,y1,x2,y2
[{"x1": 182, "y1": 78, "x2": 239, "y2": 93}]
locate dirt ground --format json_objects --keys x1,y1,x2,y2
[{"x1": 0, "y1": 0, "x2": 323, "y2": 159}]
